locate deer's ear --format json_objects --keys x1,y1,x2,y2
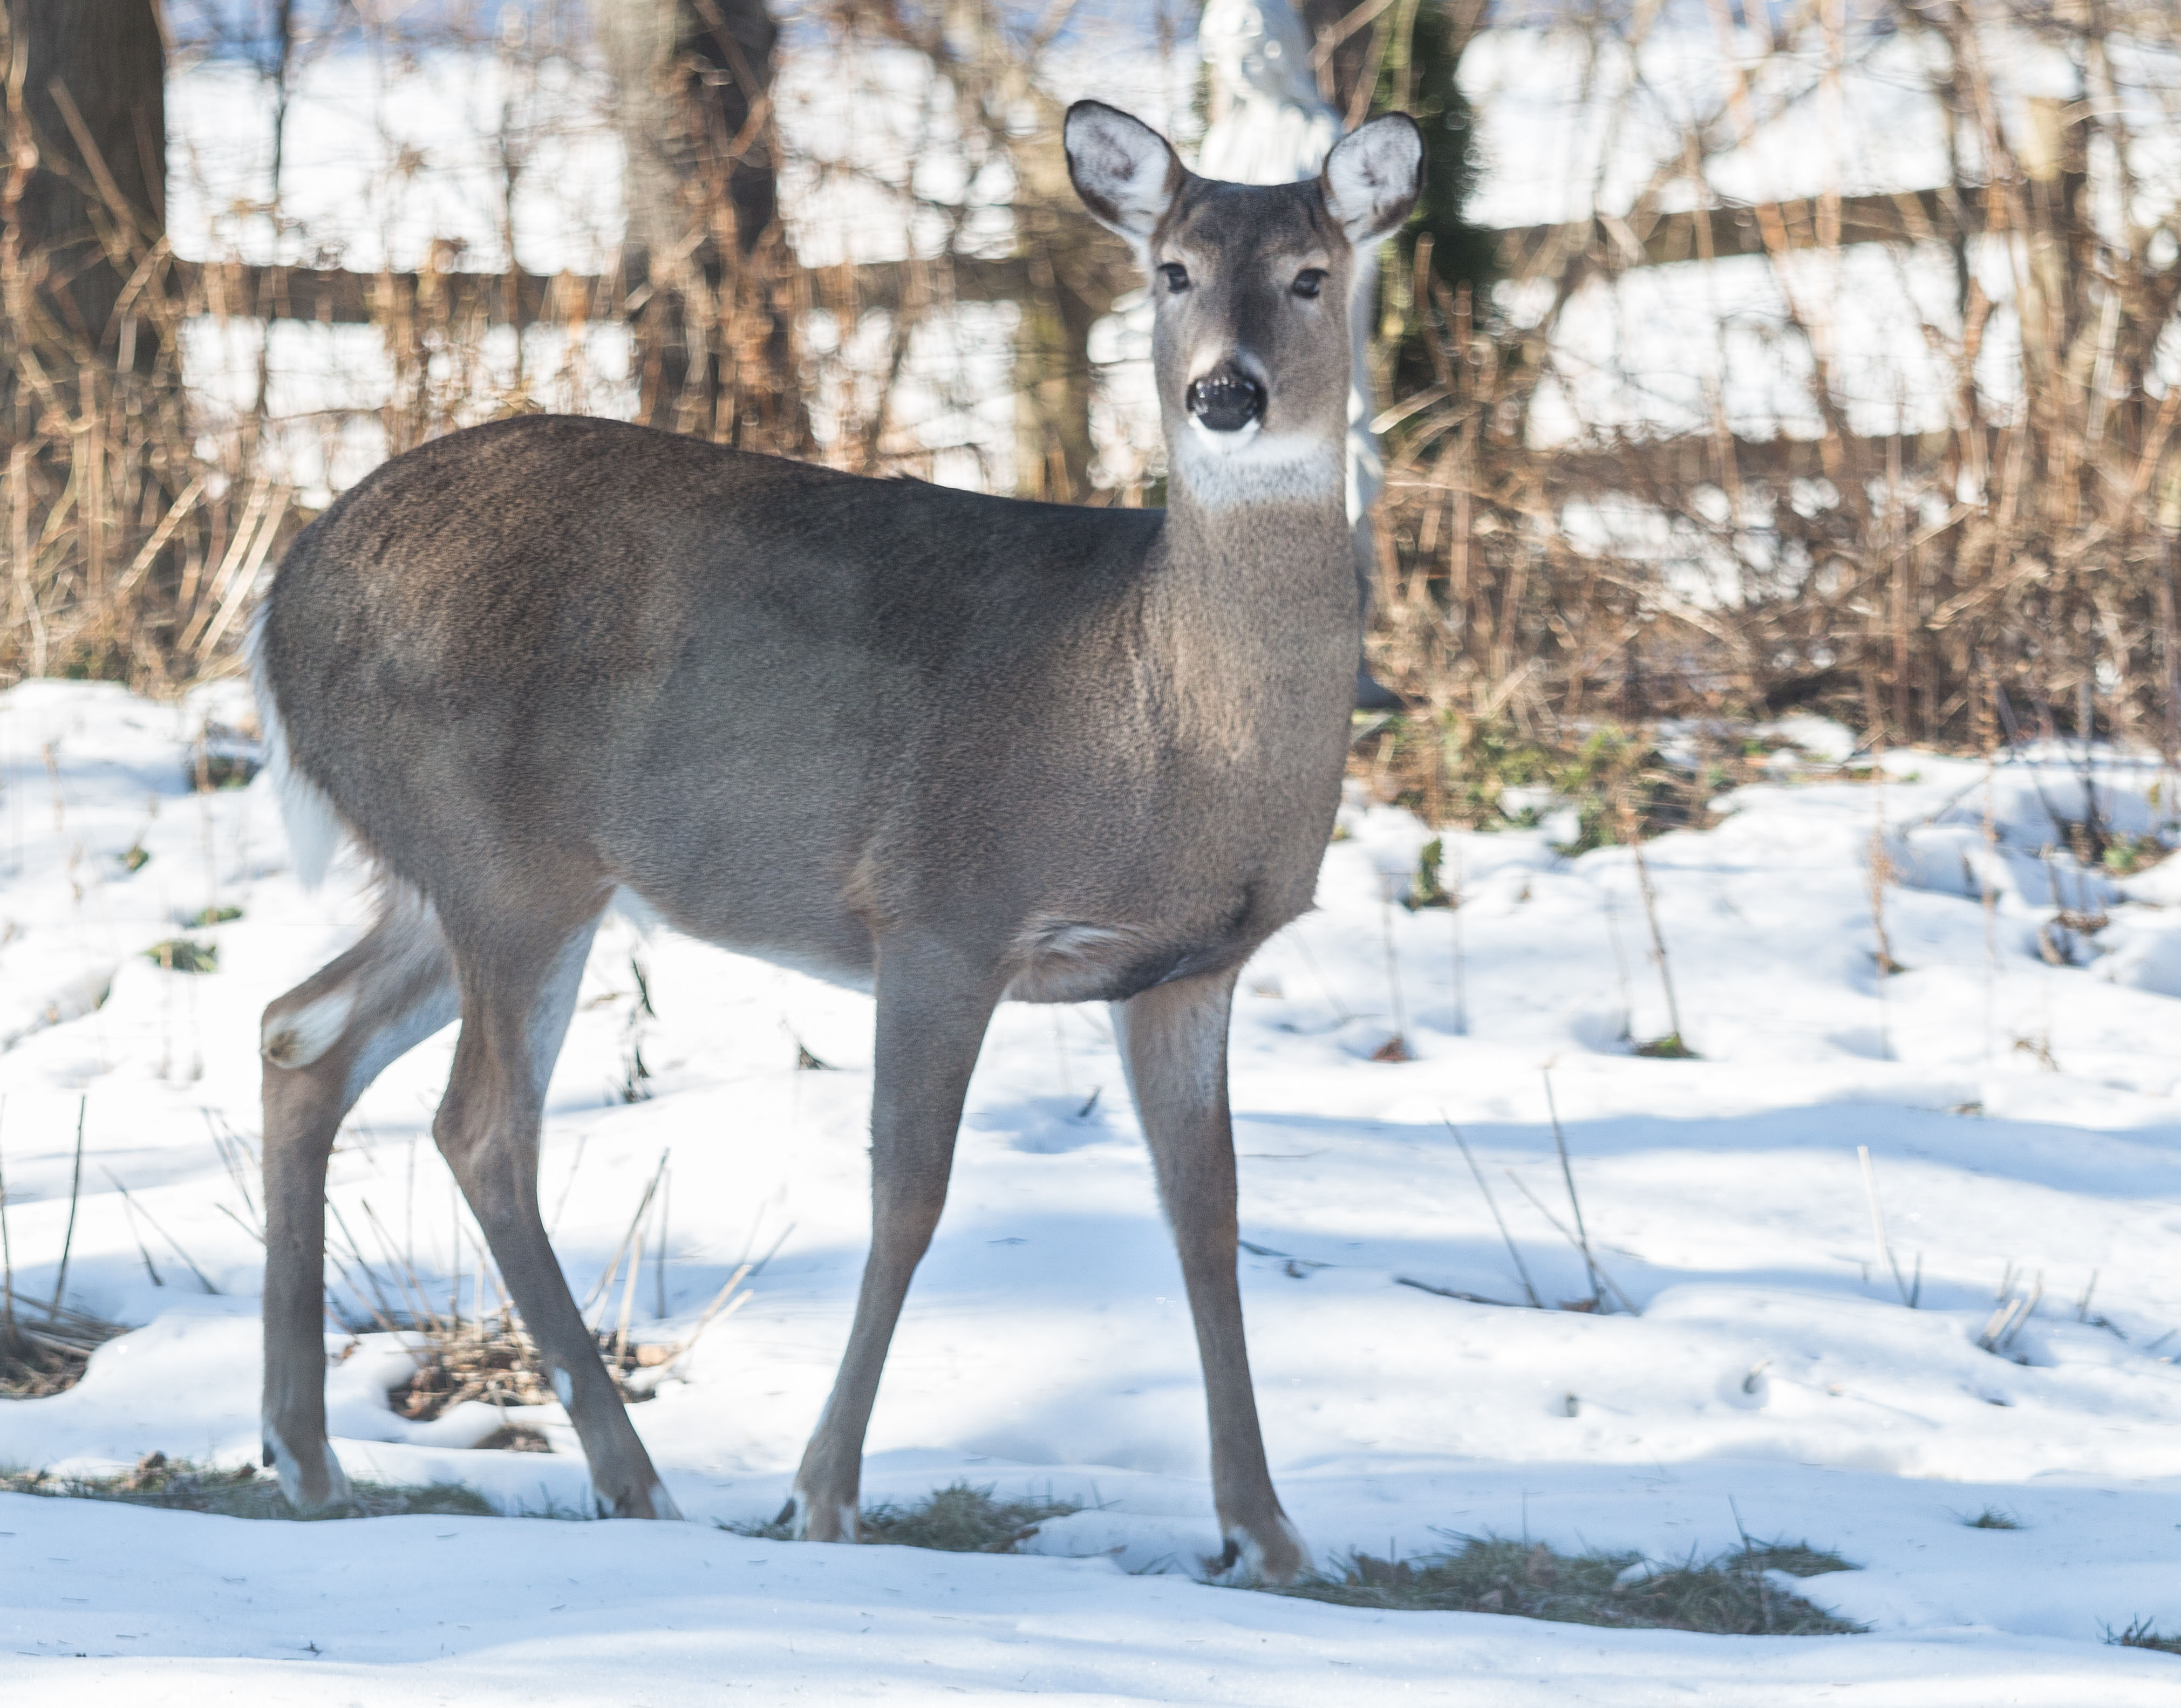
[
  {"x1": 1065, "y1": 101, "x2": 1183, "y2": 242},
  {"x1": 1321, "y1": 113, "x2": 1423, "y2": 246}
]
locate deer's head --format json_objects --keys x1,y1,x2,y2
[{"x1": 1064, "y1": 100, "x2": 1422, "y2": 500}]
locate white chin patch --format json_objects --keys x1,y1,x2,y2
[
  {"x1": 1187, "y1": 416, "x2": 1263, "y2": 452},
  {"x1": 1174, "y1": 425, "x2": 1341, "y2": 507}
]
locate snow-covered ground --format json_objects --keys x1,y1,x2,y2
[{"x1": 4, "y1": 680, "x2": 2181, "y2": 1699}]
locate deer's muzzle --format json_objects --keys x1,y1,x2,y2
[{"x1": 1185, "y1": 370, "x2": 1265, "y2": 434}]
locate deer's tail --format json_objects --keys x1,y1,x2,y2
[{"x1": 249, "y1": 604, "x2": 347, "y2": 892}]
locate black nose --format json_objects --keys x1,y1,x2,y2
[{"x1": 1186, "y1": 371, "x2": 1265, "y2": 433}]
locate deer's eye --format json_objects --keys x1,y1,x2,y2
[
  {"x1": 1160, "y1": 263, "x2": 1190, "y2": 293},
  {"x1": 1292, "y1": 268, "x2": 1327, "y2": 299}
]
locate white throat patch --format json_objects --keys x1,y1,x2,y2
[{"x1": 1171, "y1": 423, "x2": 1342, "y2": 509}]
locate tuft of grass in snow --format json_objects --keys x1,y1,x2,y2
[
  {"x1": 192, "y1": 735, "x2": 261, "y2": 792},
  {"x1": 725, "y1": 1481, "x2": 1079, "y2": 1553},
  {"x1": 1961, "y1": 1506, "x2": 2025, "y2": 1530},
  {"x1": 863, "y1": 1482, "x2": 1079, "y2": 1552},
  {"x1": 1747, "y1": 1542, "x2": 1857, "y2": 1576},
  {"x1": 144, "y1": 937, "x2": 217, "y2": 974},
  {"x1": 1269, "y1": 1535, "x2": 1864, "y2": 1636},
  {"x1": 1405, "y1": 836, "x2": 1453, "y2": 908},
  {"x1": 0, "y1": 1453, "x2": 495, "y2": 1520},
  {"x1": 476, "y1": 1423, "x2": 554, "y2": 1453},
  {"x1": 2101, "y1": 835, "x2": 2169, "y2": 877},
  {"x1": 2109, "y1": 1618, "x2": 2181, "y2": 1655}
]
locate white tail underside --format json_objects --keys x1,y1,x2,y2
[{"x1": 249, "y1": 606, "x2": 345, "y2": 891}]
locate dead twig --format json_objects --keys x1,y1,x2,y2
[
  {"x1": 1444, "y1": 1113, "x2": 1542, "y2": 1307},
  {"x1": 1504, "y1": 1169, "x2": 1641, "y2": 1316},
  {"x1": 48, "y1": 1098, "x2": 86, "y2": 1313},
  {"x1": 580, "y1": 1151, "x2": 671, "y2": 1324},
  {"x1": 1542, "y1": 1068, "x2": 1603, "y2": 1309},
  {"x1": 1856, "y1": 1146, "x2": 1918, "y2": 1308},
  {"x1": 100, "y1": 1166, "x2": 219, "y2": 1294}
]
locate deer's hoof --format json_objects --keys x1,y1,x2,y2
[
  {"x1": 597, "y1": 1473, "x2": 683, "y2": 1520},
  {"x1": 1209, "y1": 1516, "x2": 1311, "y2": 1586},
  {"x1": 263, "y1": 1429, "x2": 352, "y2": 1513},
  {"x1": 793, "y1": 1489, "x2": 861, "y2": 1543}
]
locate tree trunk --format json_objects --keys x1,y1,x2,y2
[
  {"x1": 1, "y1": 0, "x2": 166, "y2": 396},
  {"x1": 1, "y1": 0, "x2": 178, "y2": 679},
  {"x1": 591, "y1": 0, "x2": 805, "y2": 450}
]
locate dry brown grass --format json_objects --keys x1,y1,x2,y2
[
  {"x1": 2109, "y1": 1617, "x2": 2181, "y2": 1656},
  {"x1": 379, "y1": 1311, "x2": 678, "y2": 1425},
  {"x1": 8, "y1": 2, "x2": 2178, "y2": 785},
  {"x1": 0, "y1": 1452, "x2": 499, "y2": 1520},
  {"x1": 1368, "y1": 2, "x2": 2181, "y2": 762},
  {"x1": 0, "y1": 1298, "x2": 125, "y2": 1399}
]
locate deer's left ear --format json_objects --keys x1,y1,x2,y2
[{"x1": 1321, "y1": 113, "x2": 1423, "y2": 246}]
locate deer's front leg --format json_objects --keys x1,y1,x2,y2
[
  {"x1": 1114, "y1": 968, "x2": 1307, "y2": 1584},
  {"x1": 792, "y1": 934, "x2": 1000, "y2": 1542}
]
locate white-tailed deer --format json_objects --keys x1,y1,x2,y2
[{"x1": 253, "y1": 100, "x2": 1421, "y2": 1583}]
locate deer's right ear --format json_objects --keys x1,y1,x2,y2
[{"x1": 1065, "y1": 101, "x2": 1182, "y2": 242}]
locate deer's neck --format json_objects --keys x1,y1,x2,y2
[
  {"x1": 1154, "y1": 432, "x2": 1355, "y2": 650},
  {"x1": 1127, "y1": 431, "x2": 1359, "y2": 746}
]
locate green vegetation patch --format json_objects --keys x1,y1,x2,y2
[
  {"x1": 726, "y1": 1480, "x2": 1079, "y2": 1553},
  {"x1": 1, "y1": 1454, "x2": 495, "y2": 1520},
  {"x1": 1366, "y1": 715, "x2": 1725, "y2": 856},
  {"x1": 2103, "y1": 835, "x2": 2169, "y2": 877},
  {"x1": 1271, "y1": 1535, "x2": 1863, "y2": 1636},
  {"x1": 144, "y1": 937, "x2": 217, "y2": 973}
]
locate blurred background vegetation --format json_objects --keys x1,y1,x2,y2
[{"x1": 3, "y1": 0, "x2": 2179, "y2": 834}]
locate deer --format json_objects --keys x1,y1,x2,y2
[{"x1": 250, "y1": 99, "x2": 1422, "y2": 1584}]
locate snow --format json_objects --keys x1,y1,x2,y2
[
  {"x1": 5, "y1": 681, "x2": 2181, "y2": 1698},
  {"x1": 9, "y1": 1491, "x2": 2177, "y2": 1706}
]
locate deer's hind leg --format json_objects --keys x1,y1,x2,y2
[
  {"x1": 431, "y1": 903, "x2": 681, "y2": 1520},
  {"x1": 261, "y1": 887, "x2": 460, "y2": 1510}
]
